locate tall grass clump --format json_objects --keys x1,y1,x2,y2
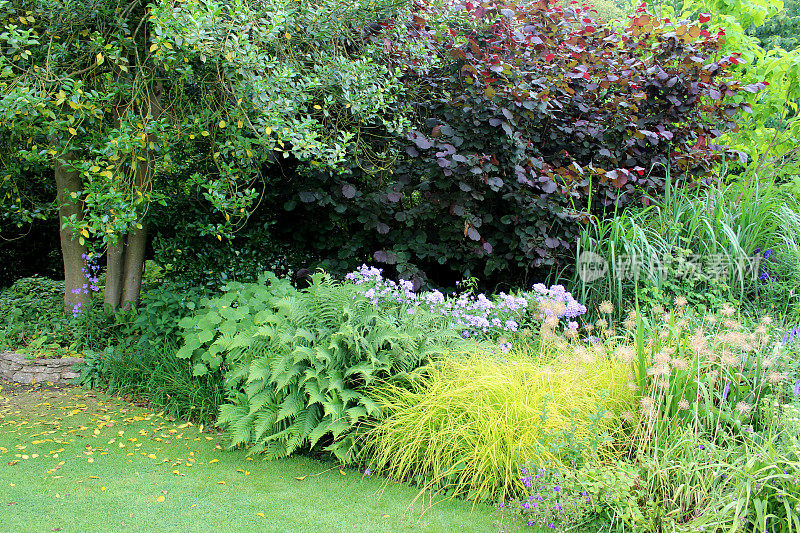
[
  {"x1": 570, "y1": 173, "x2": 800, "y2": 321},
  {"x1": 613, "y1": 302, "x2": 800, "y2": 530},
  {"x1": 364, "y1": 343, "x2": 635, "y2": 502},
  {"x1": 101, "y1": 343, "x2": 226, "y2": 425}
]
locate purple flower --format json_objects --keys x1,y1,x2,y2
[
  {"x1": 722, "y1": 381, "x2": 731, "y2": 401},
  {"x1": 363, "y1": 468, "x2": 372, "y2": 476},
  {"x1": 764, "y1": 249, "x2": 773, "y2": 259},
  {"x1": 553, "y1": 485, "x2": 561, "y2": 492},
  {"x1": 699, "y1": 444, "x2": 705, "y2": 450},
  {"x1": 522, "y1": 502, "x2": 530, "y2": 509},
  {"x1": 793, "y1": 380, "x2": 800, "y2": 397},
  {"x1": 527, "y1": 520, "x2": 535, "y2": 527}
]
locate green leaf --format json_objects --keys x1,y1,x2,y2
[{"x1": 192, "y1": 362, "x2": 209, "y2": 376}]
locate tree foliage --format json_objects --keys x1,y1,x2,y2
[{"x1": 0, "y1": 0, "x2": 408, "y2": 307}]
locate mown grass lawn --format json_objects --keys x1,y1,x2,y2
[{"x1": 0, "y1": 380, "x2": 514, "y2": 533}]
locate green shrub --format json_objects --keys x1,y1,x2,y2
[
  {"x1": 72, "y1": 347, "x2": 114, "y2": 389},
  {"x1": 0, "y1": 276, "x2": 65, "y2": 348},
  {"x1": 0, "y1": 276, "x2": 119, "y2": 353},
  {"x1": 132, "y1": 281, "x2": 210, "y2": 348},
  {"x1": 201, "y1": 272, "x2": 478, "y2": 462}
]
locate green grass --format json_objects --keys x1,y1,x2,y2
[
  {"x1": 0, "y1": 381, "x2": 513, "y2": 533},
  {"x1": 568, "y1": 175, "x2": 800, "y2": 320}
]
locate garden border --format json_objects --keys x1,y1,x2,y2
[{"x1": 0, "y1": 352, "x2": 83, "y2": 385}]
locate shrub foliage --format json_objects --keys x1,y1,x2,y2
[{"x1": 286, "y1": 1, "x2": 762, "y2": 287}]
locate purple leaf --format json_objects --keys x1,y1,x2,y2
[
  {"x1": 539, "y1": 178, "x2": 557, "y2": 194},
  {"x1": 373, "y1": 250, "x2": 398, "y2": 264},
  {"x1": 466, "y1": 226, "x2": 481, "y2": 241},
  {"x1": 435, "y1": 144, "x2": 456, "y2": 157},
  {"x1": 342, "y1": 184, "x2": 357, "y2": 199},
  {"x1": 376, "y1": 222, "x2": 390, "y2": 235}
]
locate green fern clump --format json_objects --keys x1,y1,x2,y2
[{"x1": 178, "y1": 271, "x2": 480, "y2": 463}]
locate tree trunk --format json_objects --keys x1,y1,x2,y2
[
  {"x1": 104, "y1": 239, "x2": 124, "y2": 311},
  {"x1": 111, "y1": 82, "x2": 162, "y2": 310},
  {"x1": 55, "y1": 157, "x2": 90, "y2": 314},
  {"x1": 120, "y1": 222, "x2": 147, "y2": 309}
]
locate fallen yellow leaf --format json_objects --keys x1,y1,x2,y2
[
  {"x1": 156, "y1": 495, "x2": 165, "y2": 503},
  {"x1": 256, "y1": 512, "x2": 265, "y2": 518}
]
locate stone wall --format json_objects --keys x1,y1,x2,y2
[{"x1": 0, "y1": 352, "x2": 83, "y2": 385}]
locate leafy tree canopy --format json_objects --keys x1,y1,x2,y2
[{"x1": 0, "y1": 0, "x2": 409, "y2": 308}]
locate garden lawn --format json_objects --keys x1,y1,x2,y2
[{"x1": 0, "y1": 380, "x2": 509, "y2": 533}]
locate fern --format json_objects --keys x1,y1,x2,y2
[{"x1": 193, "y1": 271, "x2": 483, "y2": 463}]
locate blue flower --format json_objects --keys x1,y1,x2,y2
[{"x1": 764, "y1": 249, "x2": 773, "y2": 259}]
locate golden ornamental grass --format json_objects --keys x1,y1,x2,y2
[{"x1": 364, "y1": 348, "x2": 635, "y2": 501}]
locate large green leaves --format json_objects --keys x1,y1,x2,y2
[{"x1": 185, "y1": 271, "x2": 478, "y2": 462}]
